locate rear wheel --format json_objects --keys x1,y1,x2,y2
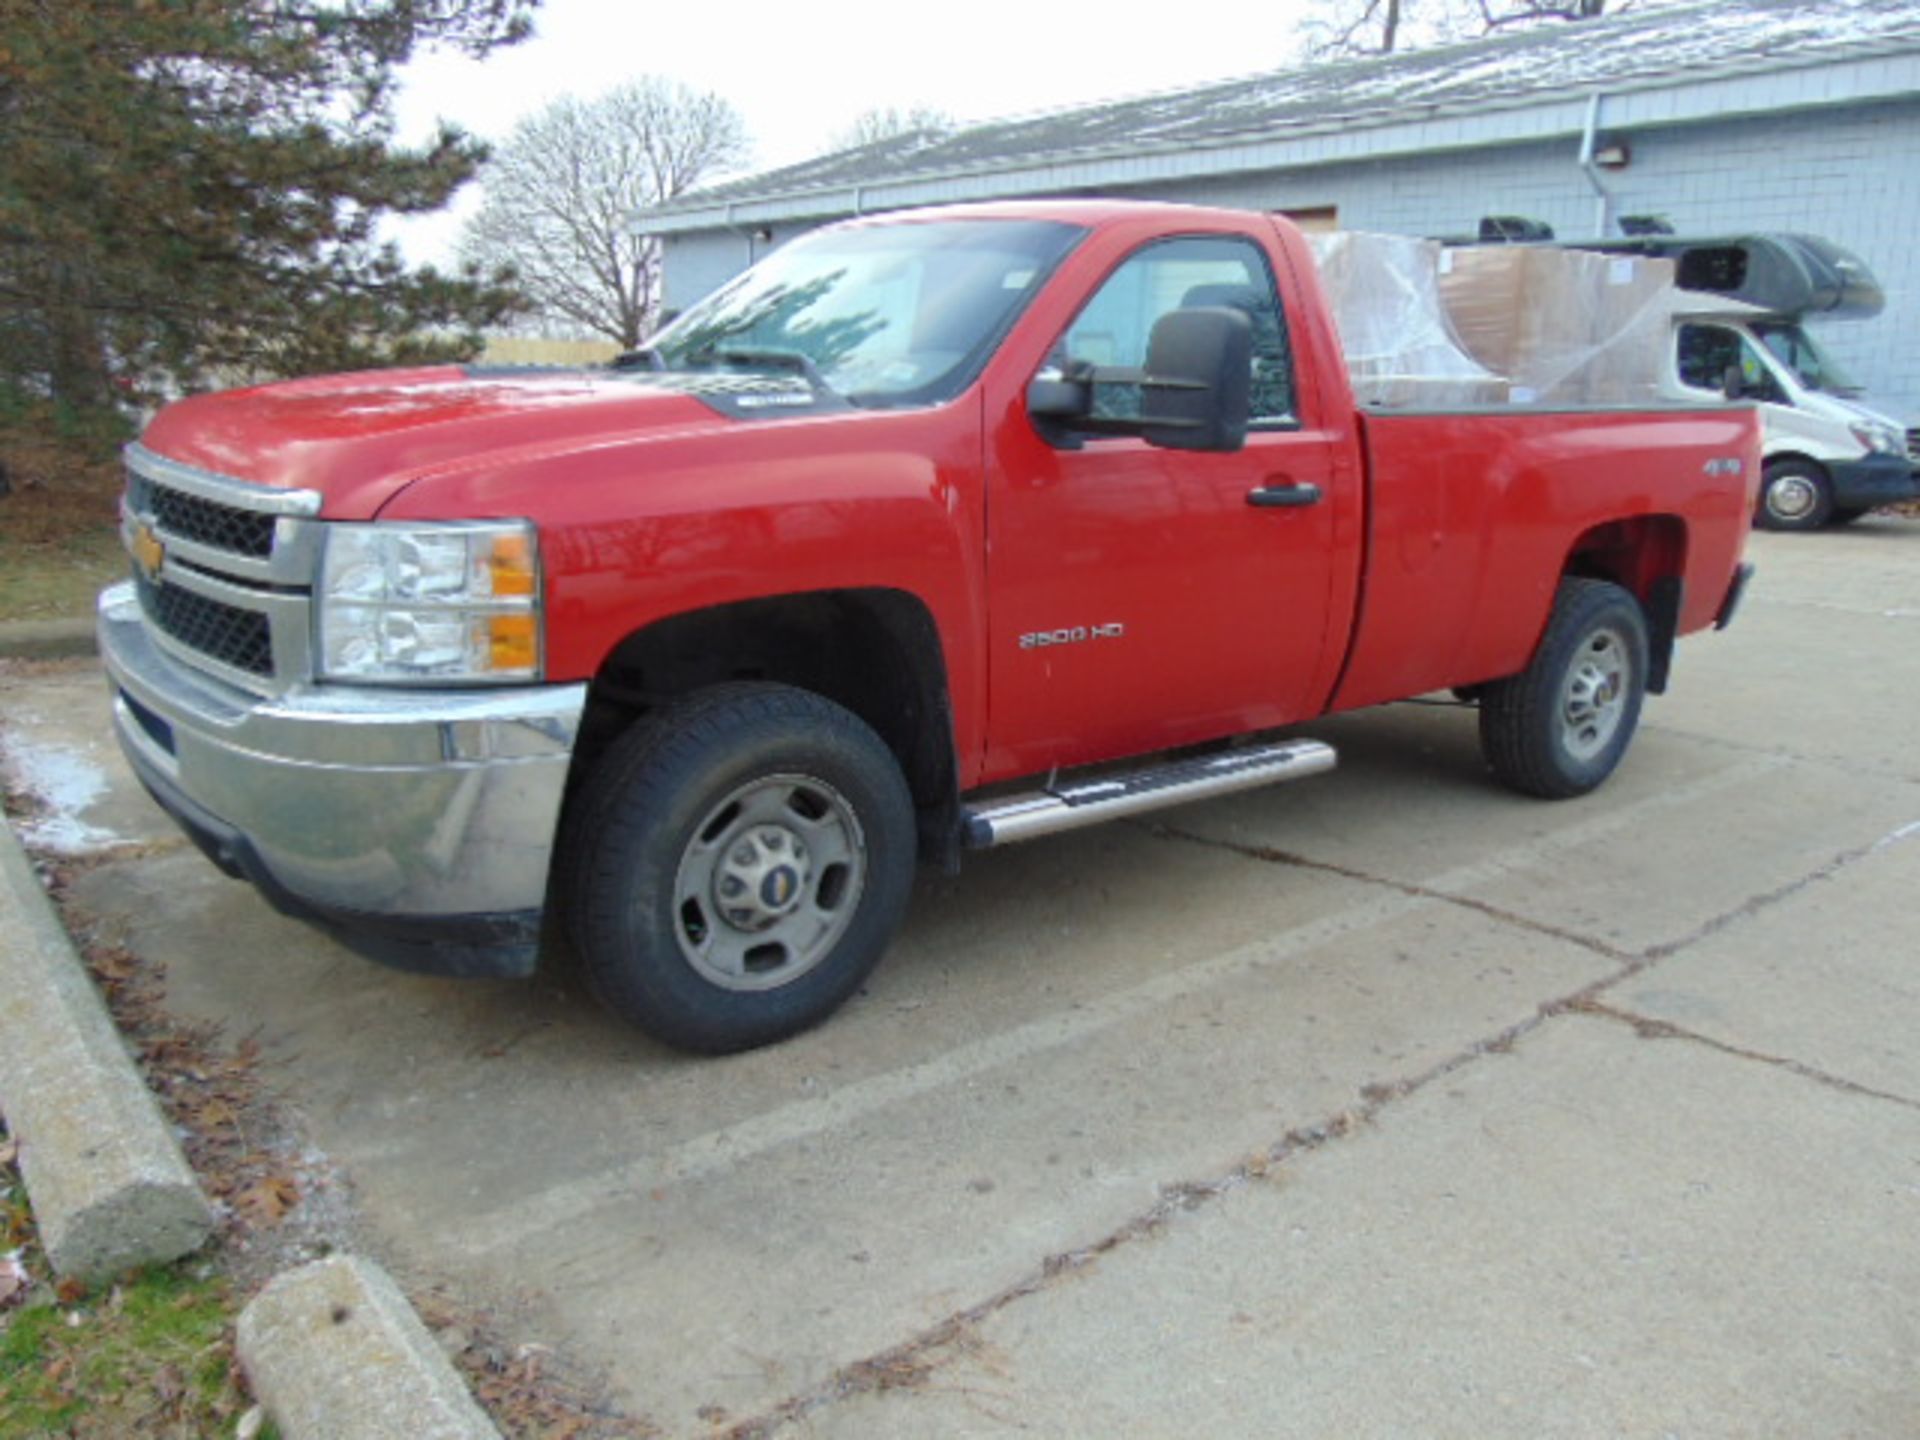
[
  {"x1": 1478, "y1": 578, "x2": 1649, "y2": 799},
  {"x1": 1756, "y1": 458, "x2": 1833, "y2": 531},
  {"x1": 564, "y1": 683, "x2": 916, "y2": 1053}
]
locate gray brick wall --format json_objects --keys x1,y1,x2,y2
[{"x1": 660, "y1": 95, "x2": 1920, "y2": 417}]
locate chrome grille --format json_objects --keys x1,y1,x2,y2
[
  {"x1": 127, "y1": 468, "x2": 276, "y2": 557},
  {"x1": 121, "y1": 444, "x2": 322, "y2": 692},
  {"x1": 134, "y1": 574, "x2": 274, "y2": 678}
]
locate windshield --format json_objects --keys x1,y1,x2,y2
[
  {"x1": 649, "y1": 219, "x2": 1085, "y2": 408},
  {"x1": 1752, "y1": 321, "x2": 1860, "y2": 397}
]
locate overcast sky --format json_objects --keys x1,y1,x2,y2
[{"x1": 388, "y1": 0, "x2": 1323, "y2": 263}]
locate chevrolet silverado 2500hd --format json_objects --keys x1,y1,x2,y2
[{"x1": 99, "y1": 201, "x2": 1760, "y2": 1052}]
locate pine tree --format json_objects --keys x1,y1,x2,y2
[{"x1": 0, "y1": 0, "x2": 538, "y2": 415}]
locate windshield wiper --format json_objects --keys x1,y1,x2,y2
[{"x1": 684, "y1": 345, "x2": 832, "y2": 392}]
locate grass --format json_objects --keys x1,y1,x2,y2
[
  {"x1": 1, "y1": 1125, "x2": 272, "y2": 1438},
  {"x1": 0, "y1": 402, "x2": 128, "y2": 625},
  {"x1": 0, "y1": 1267, "x2": 267, "y2": 1438},
  {"x1": 0, "y1": 522, "x2": 125, "y2": 624}
]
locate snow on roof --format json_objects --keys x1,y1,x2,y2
[{"x1": 654, "y1": 0, "x2": 1920, "y2": 219}]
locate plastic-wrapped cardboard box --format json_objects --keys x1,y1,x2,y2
[
  {"x1": 1436, "y1": 246, "x2": 1678, "y2": 405},
  {"x1": 1307, "y1": 232, "x2": 1508, "y2": 408}
]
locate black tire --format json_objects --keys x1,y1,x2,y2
[
  {"x1": 1827, "y1": 505, "x2": 1872, "y2": 526},
  {"x1": 1756, "y1": 458, "x2": 1833, "y2": 532},
  {"x1": 563, "y1": 682, "x2": 916, "y2": 1054},
  {"x1": 1478, "y1": 578, "x2": 1649, "y2": 800}
]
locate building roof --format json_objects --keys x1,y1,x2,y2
[{"x1": 642, "y1": 0, "x2": 1920, "y2": 233}]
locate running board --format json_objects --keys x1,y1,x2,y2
[{"x1": 962, "y1": 740, "x2": 1337, "y2": 848}]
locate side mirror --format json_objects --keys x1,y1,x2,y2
[
  {"x1": 1025, "y1": 306, "x2": 1253, "y2": 453},
  {"x1": 1027, "y1": 368, "x2": 1089, "y2": 421},
  {"x1": 1722, "y1": 364, "x2": 1745, "y2": 402},
  {"x1": 1138, "y1": 306, "x2": 1252, "y2": 453}
]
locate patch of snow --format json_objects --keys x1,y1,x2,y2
[{"x1": 2, "y1": 736, "x2": 127, "y2": 855}]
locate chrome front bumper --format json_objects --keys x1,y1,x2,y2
[{"x1": 98, "y1": 581, "x2": 587, "y2": 977}]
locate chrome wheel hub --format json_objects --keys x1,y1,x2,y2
[
  {"x1": 1560, "y1": 628, "x2": 1629, "y2": 762},
  {"x1": 1769, "y1": 475, "x2": 1817, "y2": 521},
  {"x1": 673, "y1": 774, "x2": 866, "y2": 992}
]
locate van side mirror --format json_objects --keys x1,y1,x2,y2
[
  {"x1": 1026, "y1": 306, "x2": 1253, "y2": 453},
  {"x1": 1722, "y1": 365, "x2": 1746, "y2": 402}
]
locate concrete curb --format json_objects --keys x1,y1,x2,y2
[
  {"x1": 238, "y1": 1255, "x2": 502, "y2": 1440},
  {"x1": 0, "y1": 820, "x2": 214, "y2": 1279},
  {"x1": 0, "y1": 618, "x2": 97, "y2": 661}
]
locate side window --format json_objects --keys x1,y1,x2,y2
[
  {"x1": 1677, "y1": 324, "x2": 1779, "y2": 400},
  {"x1": 1057, "y1": 235, "x2": 1297, "y2": 425}
]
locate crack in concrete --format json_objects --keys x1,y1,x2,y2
[
  {"x1": 1637, "y1": 719, "x2": 1920, "y2": 787},
  {"x1": 718, "y1": 1006, "x2": 1566, "y2": 1439},
  {"x1": 1640, "y1": 817, "x2": 1919, "y2": 960},
  {"x1": 1566, "y1": 998, "x2": 1920, "y2": 1113},
  {"x1": 715, "y1": 814, "x2": 1920, "y2": 1437},
  {"x1": 1142, "y1": 821, "x2": 1635, "y2": 964}
]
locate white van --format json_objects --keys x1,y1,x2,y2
[{"x1": 1672, "y1": 315, "x2": 1917, "y2": 530}]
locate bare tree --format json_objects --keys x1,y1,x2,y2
[
  {"x1": 831, "y1": 105, "x2": 957, "y2": 151},
  {"x1": 460, "y1": 79, "x2": 748, "y2": 348},
  {"x1": 1304, "y1": 0, "x2": 1647, "y2": 57}
]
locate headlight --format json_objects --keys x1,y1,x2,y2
[
  {"x1": 318, "y1": 521, "x2": 541, "y2": 683},
  {"x1": 1849, "y1": 425, "x2": 1900, "y2": 455}
]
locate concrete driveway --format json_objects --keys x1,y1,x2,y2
[{"x1": 4, "y1": 521, "x2": 1918, "y2": 1437}]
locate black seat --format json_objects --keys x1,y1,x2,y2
[{"x1": 1179, "y1": 284, "x2": 1292, "y2": 419}]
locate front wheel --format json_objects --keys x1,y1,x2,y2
[
  {"x1": 563, "y1": 683, "x2": 916, "y2": 1054},
  {"x1": 1756, "y1": 459, "x2": 1833, "y2": 531},
  {"x1": 1478, "y1": 578, "x2": 1649, "y2": 799}
]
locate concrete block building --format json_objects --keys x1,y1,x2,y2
[{"x1": 641, "y1": 0, "x2": 1920, "y2": 410}]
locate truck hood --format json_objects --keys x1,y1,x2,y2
[{"x1": 137, "y1": 365, "x2": 824, "y2": 518}]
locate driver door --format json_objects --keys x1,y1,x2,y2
[{"x1": 983, "y1": 232, "x2": 1344, "y2": 778}]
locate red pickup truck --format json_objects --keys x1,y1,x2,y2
[{"x1": 99, "y1": 201, "x2": 1758, "y2": 1052}]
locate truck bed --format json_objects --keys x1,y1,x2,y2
[{"x1": 1328, "y1": 403, "x2": 1758, "y2": 713}]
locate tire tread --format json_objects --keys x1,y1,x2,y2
[
  {"x1": 1478, "y1": 578, "x2": 1648, "y2": 800},
  {"x1": 559, "y1": 682, "x2": 915, "y2": 1052}
]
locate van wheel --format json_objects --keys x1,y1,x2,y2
[
  {"x1": 564, "y1": 683, "x2": 916, "y2": 1054},
  {"x1": 1478, "y1": 578, "x2": 1648, "y2": 799},
  {"x1": 1756, "y1": 459, "x2": 1833, "y2": 531}
]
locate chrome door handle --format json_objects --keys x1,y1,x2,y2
[{"x1": 1247, "y1": 481, "x2": 1323, "y2": 508}]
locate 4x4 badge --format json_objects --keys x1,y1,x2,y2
[{"x1": 131, "y1": 520, "x2": 166, "y2": 585}]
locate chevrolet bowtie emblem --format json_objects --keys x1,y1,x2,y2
[{"x1": 131, "y1": 520, "x2": 166, "y2": 586}]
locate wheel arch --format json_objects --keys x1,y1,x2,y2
[
  {"x1": 1560, "y1": 514, "x2": 1687, "y2": 694},
  {"x1": 1763, "y1": 450, "x2": 1830, "y2": 479},
  {"x1": 570, "y1": 588, "x2": 962, "y2": 868}
]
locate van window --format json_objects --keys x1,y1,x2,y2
[
  {"x1": 1751, "y1": 321, "x2": 1860, "y2": 397},
  {"x1": 1676, "y1": 324, "x2": 1783, "y2": 403}
]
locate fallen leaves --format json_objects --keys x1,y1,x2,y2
[
  {"x1": 0, "y1": 1250, "x2": 28, "y2": 1311},
  {"x1": 62, "y1": 934, "x2": 304, "y2": 1244},
  {"x1": 415, "y1": 1289, "x2": 658, "y2": 1440},
  {"x1": 233, "y1": 1176, "x2": 300, "y2": 1228}
]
